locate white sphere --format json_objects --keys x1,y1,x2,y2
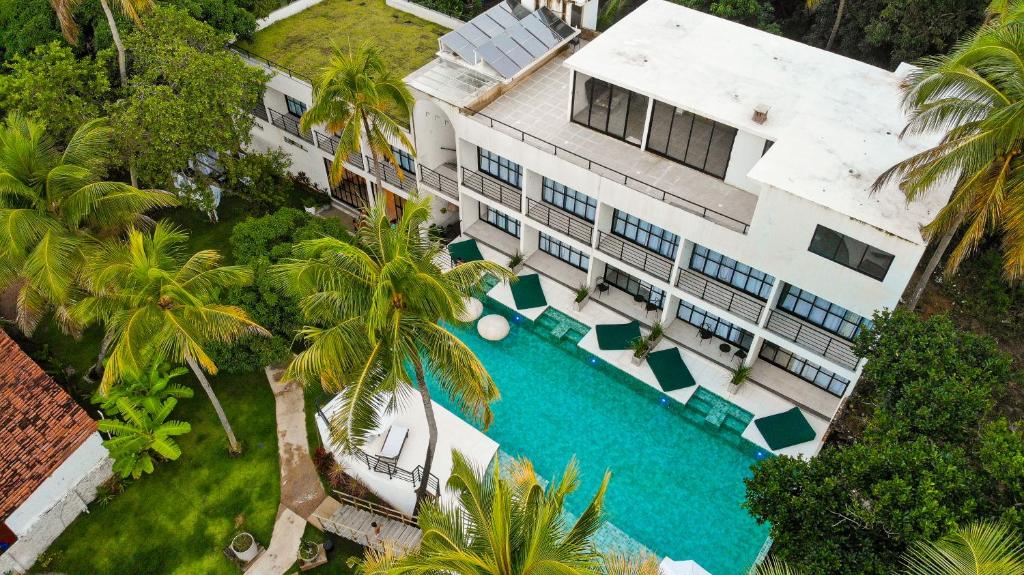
[
  {"x1": 457, "y1": 297, "x2": 484, "y2": 322},
  {"x1": 477, "y1": 314, "x2": 510, "y2": 341}
]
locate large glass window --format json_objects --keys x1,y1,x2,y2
[
  {"x1": 539, "y1": 233, "x2": 589, "y2": 271},
  {"x1": 645, "y1": 100, "x2": 736, "y2": 179},
  {"x1": 777, "y1": 284, "x2": 870, "y2": 341},
  {"x1": 611, "y1": 210, "x2": 679, "y2": 260},
  {"x1": 571, "y1": 72, "x2": 649, "y2": 146},
  {"x1": 676, "y1": 301, "x2": 753, "y2": 350},
  {"x1": 808, "y1": 225, "x2": 894, "y2": 281},
  {"x1": 603, "y1": 266, "x2": 665, "y2": 307},
  {"x1": 392, "y1": 146, "x2": 416, "y2": 175},
  {"x1": 324, "y1": 159, "x2": 368, "y2": 209},
  {"x1": 479, "y1": 204, "x2": 520, "y2": 237},
  {"x1": 478, "y1": 148, "x2": 522, "y2": 189},
  {"x1": 286, "y1": 95, "x2": 307, "y2": 117},
  {"x1": 689, "y1": 244, "x2": 775, "y2": 300},
  {"x1": 759, "y1": 341, "x2": 850, "y2": 396},
  {"x1": 542, "y1": 178, "x2": 597, "y2": 222}
]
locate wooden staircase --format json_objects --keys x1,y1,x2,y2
[{"x1": 314, "y1": 492, "x2": 423, "y2": 554}]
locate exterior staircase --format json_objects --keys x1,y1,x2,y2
[{"x1": 314, "y1": 492, "x2": 423, "y2": 554}]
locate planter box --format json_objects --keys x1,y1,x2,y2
[
  {"x1": 510, "y1": 262, "x2": 525, "y2": 274},
  {"x1": 231, "y1": 533, "x2": 259, "y2": 563},
  {"x1": 573, "y1": 294, "x2": 590, "y2": 311},
  {"x1": 630, "y1": 354, "x2": 646, "y2": 366}
]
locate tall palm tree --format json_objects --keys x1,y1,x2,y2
[
  {"x1": 874, "y1": 23, "x2": 1024, "y2": 309},
  {"x1": 806, "y1": 0, "x2": 846, "y2": 51},
  {"x1": 354, "y1": 450, "x2": 660, "y2": 575},
  {"x1": 74, "y1": 222, "x2": 269, "y2": 453},
  {"x1": 299, "y1": 41, "x2": 415, "y2": 193},
  {"x1": 0, "y1": 112, "x2": 175, "y2": 334},
  {"x1": 98, "y1": 394, "x2": 191, "y2": 479},
  {"x1": 50, "y1": 0, "x2": 154, "y2": 87},
  {"x1": 272, "y1": 196, "x2": 513, "y2": 510}
]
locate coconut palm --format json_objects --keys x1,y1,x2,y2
[
  {"x1": 299, "y1": 41, "x2": 415, "y2": 191},
  {"x1": 354, "y1": 450, "x2": 659, "y2": 575},
  {"x1": 806, "y1": 0, "x2": 846, "y2": 51},
  {"x1": 0, "y1": 112, "x2": 175, "y2": 334},
  {"x1": 903, "y1": 521, "x2": 1024, "y2": 575},
  {"x1": 98, "y1": 394, "x2": 191, "y2": 479},
  {"x1": 74, "y1": 222, "x2": 269, "y2": 453},
  {"x1": 272, "y1": 196, "x2": 513, "y2": 509},
  {"x1": 874, "y1": 23, "x2": 1024, "y2": 309},
  {"x1": 50, "y1": 0, "x2": 154, "y2": 86}
]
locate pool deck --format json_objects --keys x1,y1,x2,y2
[{"x1": 464, "y1": 236, "x2": 830, "y2": 459}]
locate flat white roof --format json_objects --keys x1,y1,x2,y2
[{"x1": 565, "y1": 0, "x2": 952, "y2": 243}]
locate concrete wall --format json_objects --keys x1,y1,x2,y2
[
  {"x1": 1, "y1": 433, "x2": 113, "y2": 574},
  {"x1": 385, "y1": 0, "x2": 463, "y2": 29},
  {"x1": 256, "y1": 0, "x2": 327, "y2": 30}
]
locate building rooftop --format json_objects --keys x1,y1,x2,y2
[
  {"x1": 564, "y1": 0, "x2": 951, "y2": 243},
  {"x1": 0, "y1": 330, "x2": 95, "y2": 520},
  {"x1": 236, "y1": 0, "x2": 450, "y2": 82}
]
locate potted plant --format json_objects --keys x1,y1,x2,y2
[
  {"x1": 648, "y1": 320, "x2": 664, "y2": 346},
  {"x1": 573, "y1": 284, "x2": 590, "y2": 311},
  {"x1": 629, "y1": 336, "x2": 651, "y2": 366},
  {"x1": 508, "y1": 251, "x2": 525, "y2": 274},
  {"x1": 727, "y1": 364, "x2": 752, "y2": 395},
  {"x1": 231, "y1": 532, "x2": 259, "y2": 563}
]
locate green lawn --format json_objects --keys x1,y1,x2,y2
[
  {"x1": 289, "y1": 523, "x2": 365, "y2": 574},
  {"x1": 235, "y1": 0, "x2": 449, "y2": 81}
]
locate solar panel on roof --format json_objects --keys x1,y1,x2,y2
[
  {"x1": 520, "y1": 13, "x2": 559, "y2": 47},
  {"x1": 490, "y1": 35, "x2": 531, "y2": 66},
  {"x1": 477, "y1": 43, "x2": 520, "y2": 78}
]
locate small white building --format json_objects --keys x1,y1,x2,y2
[{"x1": 0, "y1": 330, "x2": 113, "y2": 574}]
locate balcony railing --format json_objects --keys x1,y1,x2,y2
[
  {"x1": 366, "y1": 156, "x2": 417, "y2": 193},
  {"x1": 351, "y1": 449, "x2": 440, "y2": 496},
  {"x1": 472, "y1": 112, "x2": 750, "y2": 234},
  {"x1": 315, "y1": 131, "x2": 338, "y2": 155},
  {"x1": 765, "y1": 310, "x2": 860, "y2": 371},
  {"x1": 461, "y1": 167, "x2": 522, "y2": 211},
  {"x1": 526, "y1": 198, "x2": 594, "y2": 245},
  {"x1": 596, "y1": 231, "x2": 673, "y2": 282},
  {"x1": 675, "y1": 269, "x2": 765, "y2": 324},
  {"x1": 268, "y1": 107, "x2": 313, "y2": 143},
  {"x1": 251, "y1": 102, "x2": 268, "y2": 122},
  {"x1": 419, "y1": 166, "x2": 459, "y2": 201}
]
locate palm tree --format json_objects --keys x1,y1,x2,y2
[
  {"x1": 354, "y1": 450, "x2": 660, "y2": 575},
  {"x1": 272, "y1": 196, "x2": 513, "y2": 510},
  {"x1": 50, "y1": 0, "x2": 154, "y2": 87},
  {"x1": 806, "y1": 0, "x2": 846, "y2": 51},
  {"x1": 92, "y1": 358, "x2": 193, "y2": 416},
  {"x1": 874, "y1": 23, "x2": 1024, "y2": 309},
  {"x1": 0, "y1": 112, "x2": 176, "y2": 334},
  {"x1": 98, "y1": 394, "x2": 191, "y2": 479},
  {"x1": 299, "y1": 41, "x2": 415, "y2": 192},
  {"x1": 903, "y1": 521, "x2": 1024, "y2": 575},
  {"x1": 74, "y1": 222, "x2": 269, "y2": 453}
]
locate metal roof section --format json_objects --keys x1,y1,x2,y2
[
  {"x1": 405, "y1": 58, "x2": 500, "y2": 108},
  {"x1": 439, "y1": 0, "x2": 576, "y2": 79}
]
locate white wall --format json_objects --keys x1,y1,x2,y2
[
  {"x1": 385, "y1": 0, "x2": 463, "y2": 29},
  {"x1": 256, "y1": 0, "x2": 327, "y2": 30}
]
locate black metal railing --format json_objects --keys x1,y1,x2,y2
[
  {"x1": 268, "y1": 107, "x2": 313, "y2": 143},
  {"x1": 419, "y1": 166, "x2": 459, "y2": 201},
  {"x1": 526, "y1": 198, "x2": 594, "y2": 244},
  {"x1": 473, "y1": 112, "x2": 751, "y2": 234},
  {"x1": 675, "y1": 269, "x2": 765, "y2": 324},
  {"x1": 461, "y1": 167, "x2": 522, "y2": 211},
  {"x1": 765, "y1": 310, "x2": 860, "y2": 371},
  {"x1": 251, "y1": 102, "x2": 268, "y2": 122},
  {"x1": 596, "y1": 231, "x2": 673, "y2": 282},
  {"x1": 352, "y1": 449, "x2": 440, "y2": 496},
  {"x1": 232, "y1": 45, "x2": 312, "y2": 85},
  {"x1": 366, "y1": 156, "x2": 417, "y2": 193},
  {"x1": 315, "y1": 131, "x2": 338, "y2": 155}
]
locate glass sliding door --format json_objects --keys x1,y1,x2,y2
[
  {"x1": 645, "y1": 100, "x2": 737, "y2": 179},
  {"x1": 571, "y1": 72, "x2": 649, "y2": 146}
]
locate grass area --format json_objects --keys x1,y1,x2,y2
[
  {"x1": 288, "y1": 523, "x2": 364, "y2": 574},
  {"x1": 35, "y1": 372, "x2": 280, "y2": 575},
  {"x1": 235, "y1": 0, "x2": 449, "y2": 81}
]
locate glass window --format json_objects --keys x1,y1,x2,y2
[
  {"x1": 539, "y1": 233, "x2": 589, "y2": 271},
  {"x1": 391, "y1": 147, "x2": 416, "y2": 175},
  {"x1": 808, "y1": 225, "x2": 894, "y2": 281},
  {"x1": 611, "y1": 210, "x2": 679, "y2": 260},
  {"x1": 479, "y1": 204, "x2": 520, "y2": 238},
  {"x1": 324, "y1": 159, "x2": 368, "y2": 209},
  {"x1": 571, "y1": 72, "x2": 649, "y2": 146},
  {"x1": 603, "y1": 266, "x2": 665, "y2": 307},
  {"x1": 676, "y1": 301, "x2": 753, "y2": 350},
  {"x1": 478, "y1": 148, "x2": 522, "y2": 189},
  {"x1": 285, "y1": 95, "x2": 306, "y2": 117},
  {"x1": 777, "y1": 284, "x2": 870, "y2": 341},
  {"x1": 689, "y1": 244, "x2": 775, "y2": 300},
  {"x1": 645, "y1": 100, "x2": 737, "y2": 179},
  {"x1": 759, "y1": 341, "x2": 850, "y2": 396},
  {"x1": 541, "y1": 178, "x2": 597, "y2": 222}
]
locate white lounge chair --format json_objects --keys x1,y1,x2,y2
[{"x1": 377, "y1": 425, "x2": 409, "y2": 463}]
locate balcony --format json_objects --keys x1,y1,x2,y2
[
  {"x1": 461, "y1": 167, "x2": 522, "y2": 212},
  {"x1": 596, "y1": 231, "x2": 673, "y2": 282},
  {"x1": 764, "y1": 310, "x2": 860, "y2": 371},
  {"x1": 675, "y1": 269, "x2": 765, "y2": 325},
  {"x1": 252, "y1": 102, "x2": 268, "y2": 122},
  {"x1": 526, "y1": 198, "x2": 594, "y2": 245},
  {"x1": 365, "y1": 156, "x2": 416, "y2": 193},
  {"x1": 419, "y1": 164, "x2": 459, "y2": 201},
  {"x1": 313, "y1": 132, "x2": 366, "y2": 170},
  {"x1": 268, "y1": 107, "x2": 313, "y2": 143}
]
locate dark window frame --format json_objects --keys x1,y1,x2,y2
[
  {"x1": 603, "y1": 265, "x2": 665, "y2": 308},
  {"x1": 539, "y1": 233, "x2": 590, "y2": 271},
  {"x1": 477, "y1": 148, "x2": 522, "y2": 189},
  {"x1": 676, "y1": 300, "x2": 753, "y2": 350},
  {"x1": 776, "y1": 283, "x2": 869, "y2": 341},
  {"x1": 808, "y1": 225, "x2": 894, "y2": 281},
  {"x1": 611, "y1": 209, "x2": 679, "y2": 260},
  {"x1": 541, "y1": 177, "x2": 597, "y2": 222},
  {"x1": 571, "y1": 72, "x2": 649, "y2": 147},
  {"x1": 645, "y1": 100, "x2": 737, "y2": 179},
  {"x1": 285, "y1": 95, "x2": 307, "y2": 118},
  {"x1": 688, "y1": 244, "x2": 775, "y2": 301},
  {"x1": 759, "y1": 341, "x2": 850, "y2": 397},
  {"x1": 479, "y1": 204, "x2": 520, "y2": 238},
  {"x1": 391, "y1": 146, "x2": 416, "y2": 175},
  {"x1": 324, "y1": 159, "x2": 368, "y2": 209}
]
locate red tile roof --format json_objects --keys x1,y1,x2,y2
[{"x1": 0, "y1": 329, "x2": 96, "y2": 521}]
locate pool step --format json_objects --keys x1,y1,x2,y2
[{"x1": 704, "y1": 405, "x2": 727, "y2": 428}]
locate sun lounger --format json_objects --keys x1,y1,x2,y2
[
  {"x1": 647, "y1": 348, "x2": 696, "y2": 392},
  {"x1": 596, "y1": 321, "x2": 642, "y2": 350},
  {"x1": 378, "y1": 425, "x2": 409, "y2": 462},
  {"x1": 448, "y1": 239, "x2": 483, "y2": 263},
  {"x1": 511, "y1": 273, "x2": 547, "y2": 309}
]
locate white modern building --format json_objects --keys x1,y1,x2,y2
[{"x1": 239, "y1": 0, "x2": 951, "y2": 435}]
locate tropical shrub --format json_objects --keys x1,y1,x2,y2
[
  {"x1": 97, "y1": 395, "x2": 192, "y2": 479},
  {"x1": 220, "y1": 150, "x2": 296, "y2": 215},
  {"x1": 92, "y1": 360, "x2": 194, "y2": 416}
]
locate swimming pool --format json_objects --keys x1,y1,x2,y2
[{"x1": 427, "y1": 302, "x2": 771, "y2": 575}]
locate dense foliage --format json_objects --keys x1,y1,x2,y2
[
  {"x1": 220, "y1": 150, "x2": 297, "y2": 214},
  {"x1": 745, "y1": 310, "x2": 1021, "y2": 574},
  {"x1": 680, "y1": 0, "x2": 780, "y2": 32},
  {"x1": 163, "y1": 0, "x2": 258, "y2": 39},
  {"x1": 406, "y1": 0, "x2": 481, "y2": 20}
]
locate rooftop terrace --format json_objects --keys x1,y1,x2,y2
[{"x1": 236, "y1": 0, "x2": 450, "y2": 81}]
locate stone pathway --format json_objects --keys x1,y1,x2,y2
[{"x1": 244, "y1": 368, "x2": 327, "y2": 575}]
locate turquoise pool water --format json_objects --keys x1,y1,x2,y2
[{"x1": 427, "y1": 303, "x2": 771, "y2": 575}]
